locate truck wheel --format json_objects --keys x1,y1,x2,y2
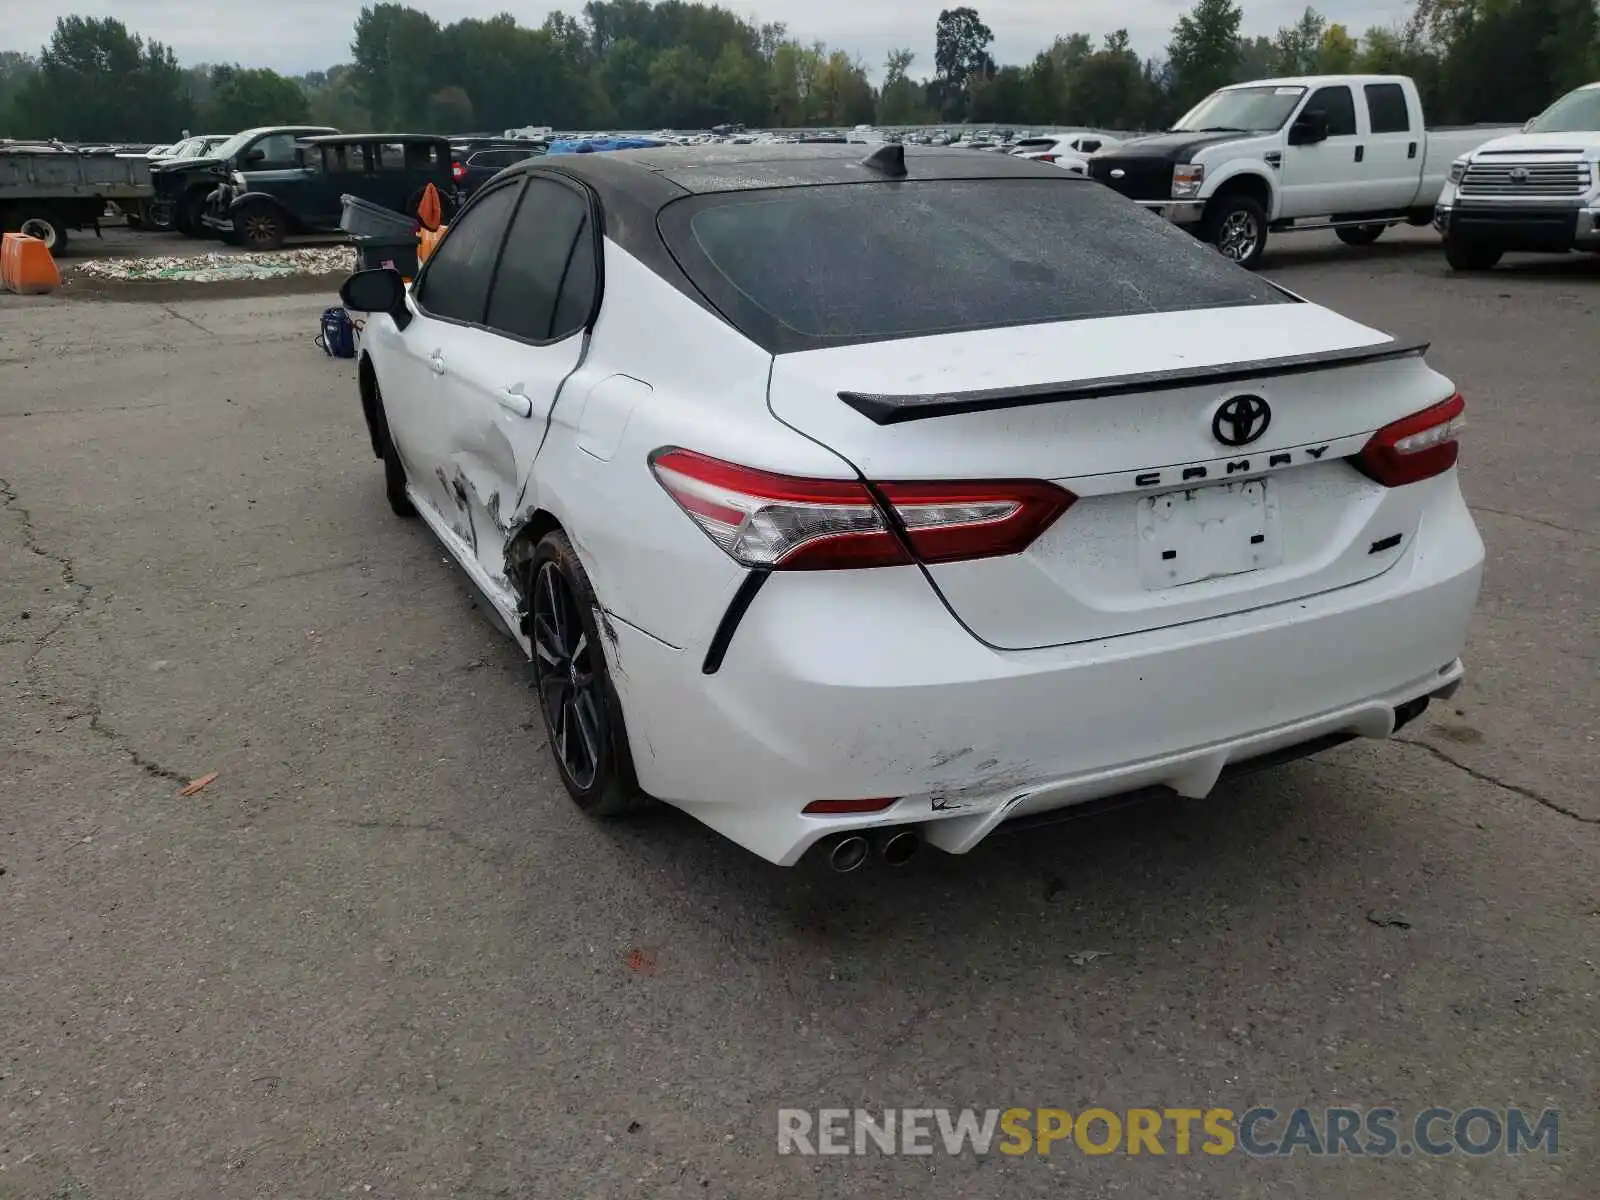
[
  {"x1": 1335, "y1": 224, "x2": 1386, "y2": 247},
  {"x1": 1201, "y1": 194, "x2": 1267, "y2": 269},
  {"x1": 15, "y1": 211, "x2": 67, "y2": 253},
  {"x1": 1444, "y1": 239, "x2": 1502, "y2": 272},
  {"x1": 177, "y1": 191, "x2": 209, "y2": 237},
  {"x1": 234, "y1": 201, "x2": 286, "y2": 251}
]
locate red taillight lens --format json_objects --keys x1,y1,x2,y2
[
  {"x1": 1357, "y1": 393, "x2": 1466, "y2": 487},
  {"x1": 451, "y1": 160, "x2": 466, "y2": 182},
  {"x1": 802, "y1": 798, "x2": 898, "y2": 815},
  {"x1": 1038, "y1": 153, "x2": 1057, "y2": 162},
  {"x1": 650, "y1": 448, "x2": 1074, "y2": 571}
]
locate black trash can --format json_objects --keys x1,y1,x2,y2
[{"x1": 352, "y1": 235, "x2": 419, "y2": 280}]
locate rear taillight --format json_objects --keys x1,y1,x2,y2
[
  {"x1": 1038, "y1": 153, "x2": 1057, "y2": 162},
  {"x1": 1356, "y1": 393, "x2": 1466, "y2": 487},
  {"x1": 451, "y1": 160, "x2": 466, "y2": 182},
  {"x1": 650, "y1": 448, "x2": 1074, "y2": 571}
]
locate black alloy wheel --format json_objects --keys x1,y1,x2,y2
[
  {"x1": 527, "y1": 531, "x2": 648, "y2": 816},
  {"x1": 532, "y1": 559, "x2": 604, "y2": 791}
]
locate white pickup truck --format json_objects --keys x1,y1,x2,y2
[
  {"x1": 1087, "y1": 73, "x2": 1520, "y2": 267},
  {"x1": 1434, "y1": 81, "x2": 1600, "y2": 270}
]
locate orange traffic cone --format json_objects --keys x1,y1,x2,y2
[
  {"x1": 418, "y1": 182, "x2": 442, "y2": 232},
  {"x1": 2, "y1": 232, "x2": 62, "y2": 294},
  {"x1": 418, "y1": 224, "x2": 446, "y2": 264}
]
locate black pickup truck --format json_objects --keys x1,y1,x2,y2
[{"x1": 147, "y1": 125, "x2": 335, "y2": 234}]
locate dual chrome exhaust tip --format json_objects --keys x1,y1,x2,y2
[{"x1": 826, "y1": 827, "x2": 923, "y2": 872}]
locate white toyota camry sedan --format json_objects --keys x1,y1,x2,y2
[{"x1": 341, "y1": 144, "x2": 1483, "y2": 870}]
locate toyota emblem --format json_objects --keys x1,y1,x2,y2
[
  {"x1": 1508, "y1": 166, "x2": 1530, "y2": 183},
  {"x1": 1212, "y1": 394, "x2": 1272, "y2": 447},
  {"x1": 1110, "y1": 168, "x2": 1125, "y2": 179}
]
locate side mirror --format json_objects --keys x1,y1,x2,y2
[
  {"x1": 1289, "y1": 110, "x2": 1328, "y2": 146},
  {"x1": 340, "y1": 268, "x2": 409, "y2": 328},
  {"x1": 243, "y1": 147, "x2": 266, "y2": 165}
]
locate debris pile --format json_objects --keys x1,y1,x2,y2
[{"x1": 73, "y1": 246, "x2": 355, "y2": 283}]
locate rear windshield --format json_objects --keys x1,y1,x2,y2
[{"x1": 661, "y1": 178, "x2": 1291, "y2": 353}]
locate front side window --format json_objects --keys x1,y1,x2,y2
[
  {"x1": 1305, "y1": 86, "x2": 1357, "y2": 138},
  {"x1": 484, "y1": 178, "x2": 594, "y2": 342},
  {"x1": 414, "y1": 183, "x2": 519, "y2": 324},
  {"x1": 251, "y1": 134, "x2": 299, "y2": 168}
]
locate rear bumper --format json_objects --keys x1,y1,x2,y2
[
  {"x1": 1434, "y1": 200, "x2": 1600, "y2": 250},
  {"x1": 603, "y1": 482, "x2": 1484, "y2": 865}
]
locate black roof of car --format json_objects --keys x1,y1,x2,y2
[
  {"x1": 510, "y1": 143, "x2": 1078, "y2": 208},
  {"x1": 298, "y1": 133, "x2": 451, "y2": 146}
]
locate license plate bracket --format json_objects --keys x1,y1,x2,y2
[{"x1": 1137, "y1": 479, "x2": 1281, "y2": 590}]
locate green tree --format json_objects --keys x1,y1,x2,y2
[
  {"x1": 934, "y1": 6, "x2": 995, "y2": 118},
  {"x1": 1068, "y1": 31, "x2": 1148, "y2": 128},
  {"x1": 300, "y1": 64, "x2": 371, "y2": 130},
  {"x1": 426, "y1": 85, "x2": 474, "y2": 131},
  {"x1": 204, "y1": 66, "x2": 310, "y2": 130},
  {"x1": 877, "y1": 49, "x2": 924, "y2": 125},
  {"x1": 1318, "y1": 24, "x2": 1360, "y2": 72},
  {"x1": 350, "y1": 3, "x2": 441, "y2": 128},
  {"x1": 0, "y1": 52, "x2": 40, "y2": 135},
  {"x1": 14, "y1": 16, "x2": 192, "y2": 141},
  {"x1": 1273, "y1": 7, "x2": 1327, "y2": 74},
  {"x1": 1167, "y1": 0, "x2": 1244, "y2": 112}
]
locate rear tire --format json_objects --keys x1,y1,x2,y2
[
  {"x1": 234, "y1": 201, "x2": 286, "y2": 251},
  {"x1": 1335, "y1": 224, "x2": 1385, "y2": 247},
  {"x1": 1201, "y1": 194, "x2": 1267, "y2": 269},
  {"x1": 15, "y1": 210, "x2": 67, "y2": 253},
  {"x1": 177, "y1": 191, "x2": 208, "y2": 237},
  {"x1": 527, "y1": 531, "x2": 650, "y2": 818},
  {"x1": 1444, "y1": 238, "x2": 1502, "y2": 271}
]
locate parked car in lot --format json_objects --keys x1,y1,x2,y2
[
  {"x1": 1434, "y1": 80, "x2": 1600, "y2": 270},
  {"x1": 451, "y1": 140, "x2": 547, "y2": 198},
  {"x1": 1011, "y1": 132, "x2": 1122, "y2": 174},
  {"x1": 1089, "y1": 73, "x2": 1520, "y2": 266},
  {"x1": 202, "y1": 133, "x2": 456, "y2": 249},
  {"x1": 147, "y1": 124, "x2": 336, "y2": 233},
  {"x1": 342, "y1": 144, "x2": 1482, "y2": 868}
]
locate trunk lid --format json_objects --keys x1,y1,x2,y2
[{"x1": 767, "y1": 305, "x2": 1456, "y2": 649}]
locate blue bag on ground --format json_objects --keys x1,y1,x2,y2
[{"x1": 317, "y1": 306, "x2": 356, "y2": 358}]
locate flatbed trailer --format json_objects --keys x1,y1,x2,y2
[{"x1": 0, "y1": 143, "x2": 154, "y2": 253}]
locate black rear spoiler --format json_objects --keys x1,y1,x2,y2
[{"x1": 838, "y1": 338, "x2": 1431, "y2": 426}]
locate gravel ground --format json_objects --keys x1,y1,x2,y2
[{"x1": 0, "y1": 227, "x2": 1596, "y2": 1199}]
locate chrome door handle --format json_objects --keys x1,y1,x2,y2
[
  {"x1": 427, "y1": 352, "x2": 446, "y2": 375},
  {"x1": 497, "y1": 387, "x2": 534, "y2": 418}
]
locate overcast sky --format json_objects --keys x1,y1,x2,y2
[{"x1": 3, "y1": 1, "x2": 1418, "y2": 78}]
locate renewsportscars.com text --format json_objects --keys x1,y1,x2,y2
[{"x1": 777, "y1": 1106, "x2": 1560, "y2": 1158}]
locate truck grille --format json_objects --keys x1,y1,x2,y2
[
  {"x1": 1459, "y1": 160, "x2": 1591, "y2": 197},
  {"x1": 1087, "y1": 159, "x2": 1172, "y2": 203}
]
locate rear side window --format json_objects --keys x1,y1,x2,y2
[
  {"x1": 484, "y1": 177, "x2": 594, "y2": 342},
  {"x1": 1306, "y1": 86, "x2": 1357, "y2": 137},
  {"x1": 1364, "y1": 83, "x2": 1412, "y2": 134},
  {"x1": 416, "y1": 182, "x2": 519, "y2": 324},
  {"x1": 661, "y1": 179, "x2": 1290, "y2": 353}
]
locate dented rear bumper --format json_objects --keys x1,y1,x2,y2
[{"x1": 600, "y1": 481, "x2": 1483, "y2": 864}]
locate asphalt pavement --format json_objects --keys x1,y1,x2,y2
[{"x1": 1, "y1": 227, "x2": 1595, "y2": 1199}]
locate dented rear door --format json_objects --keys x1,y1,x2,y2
[{"x1": 433, "y1": 173, "x2": 600, "y2": 584}]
